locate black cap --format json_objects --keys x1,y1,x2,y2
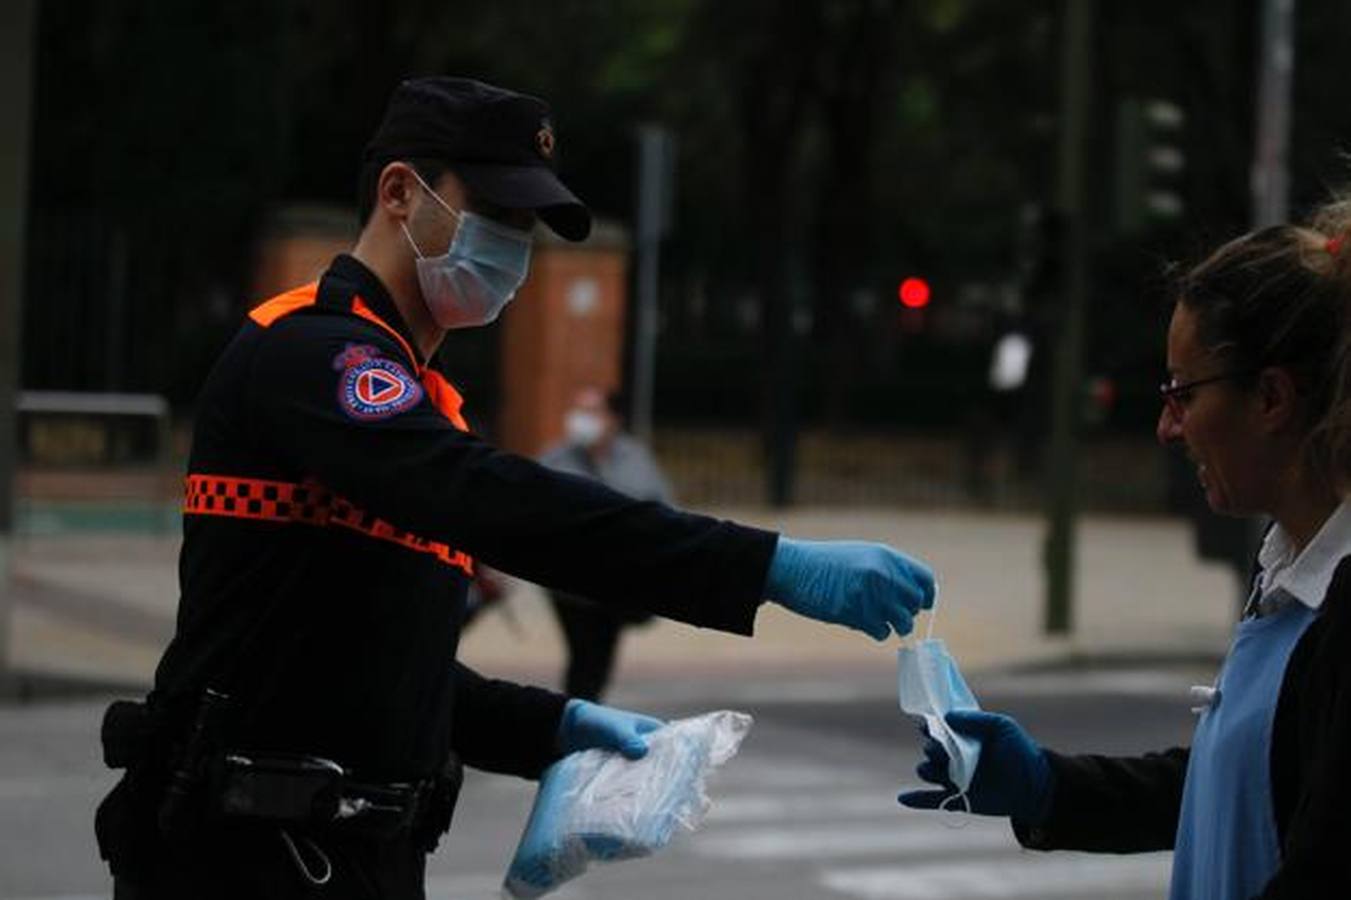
[{"x1": 365, "y1": 77, "x2": 591, "y2": 241}]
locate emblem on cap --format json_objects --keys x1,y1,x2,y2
[{"x1": 535, "y1": 122, "x2": 556, "y2": 160}]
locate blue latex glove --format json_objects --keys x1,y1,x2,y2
[
  {"x1": 897, "y1": 710, "x2": 1054, "y2": 824},
  {"x1": 506, "y1": 754, "x2": 582, "y2": 895},
  {"x1": 556, "y1": 699, "x2": 665, "y2": 760},
  {"x1": 764, "y1": 537, "x2": 936, "y2": 640}
]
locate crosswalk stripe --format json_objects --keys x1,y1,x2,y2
[
  {"x1": 708, "y1": 790, "x2": 899, "y2": 823},
  {"x1": 424, "y1": 872, "x2": 590, "y2": 899},
  {"x1": 709, "y1": 759, "x2": 879, "y2": 789},
  {"x1": 0, "y1": 773, "x2": 114, "y2": 799},
  {"x1": 691, "y1": 820, "x2": 1013, "y2": 861},
  {"x1": 818, "y1": 853, "x2": 1172, "y2": 899}
]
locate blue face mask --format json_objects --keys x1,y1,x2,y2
[
  {"x1": 402, "y1": 172, "x2": 533, "y2": 330},
  {"x1": 898, "y1": 635, "x2": 982, "y2": 806}
]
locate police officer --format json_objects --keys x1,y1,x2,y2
[{"x1": 95, "y1": 77, "x2": 936, "y2": 899}]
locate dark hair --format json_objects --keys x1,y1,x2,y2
[
  {"x1": 356, "y1": 157, "x2": 452, "y2": 226},
  {"x1": 1175, "y1": 198, "x2": 1351, "y2": 490}
]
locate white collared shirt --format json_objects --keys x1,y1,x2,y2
[{"x1": 1255, "y1": 499, "x2": 1351, "y2": 611}]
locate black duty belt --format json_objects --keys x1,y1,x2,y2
[
  {"x1": 216, "y1": 752, "x2": 437, "y2": 840},
  {"x1": 100, "y1": 697, "x2": 463, "y2": 850}
]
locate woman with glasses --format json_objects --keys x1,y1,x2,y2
[{"x1": 900, "y1": 199, "x2": 1351, "y2": 899}]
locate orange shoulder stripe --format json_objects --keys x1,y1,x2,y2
[
  {"x1": 246, "y1": 284, "x2": 472, "y2": 433},
  {"x1": 350, "y1": 297, "x2": 470, "y2": 431},
  {"x1": 421, "y1": 369, "x2": 469, "y2": 432},
  {"x1": 351, "y1": 296, "x2": 421, "y2": 372},
  {"x1": 248, "y1": 282, "x2": 319, "y2": 327}
]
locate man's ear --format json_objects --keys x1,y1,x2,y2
[
  {"x1": 375, "y1": 162, "x2": 417, "y2": 221},
  {"x1": 1255, "y1": 366, "x2": 1302, "y2": 433}
]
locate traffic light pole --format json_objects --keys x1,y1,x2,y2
[
  {"x1": 632, "y1": 125, "x2": 676, "y2": 443},
  {"x1": 1253, "y1": 0, "x2": 1294, "y2": 229},
  {"x1": 1241, "y1": 0, "x2": 1297, "y2": 599},
  {"x1": 1044, "y1": 0, "x2": 1094, "y2": 635}
]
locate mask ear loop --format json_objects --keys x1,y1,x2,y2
[
  {"x1": 938, "y1": 787, "x2": 972, "y2": 829},
  {"x1": 407, "y1": 167, "x2": 465, "y2": 223},
  {"x1": 400, "y1": 222, "x2": 427, "y2": 259},
  {"x1": 918, "y1": 582, "x2": 940, "y2": 644}
]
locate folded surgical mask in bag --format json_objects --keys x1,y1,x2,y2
[
  {"x1": 898, "y1": 635, "x2": 982, "y2": 805},
  {"x1": 502, "y1": 710, "x2": 752, "y2": 899}
]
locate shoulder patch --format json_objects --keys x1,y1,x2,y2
[{"x1": 334, "y1": 343, "x2": 423, "y2": 421}]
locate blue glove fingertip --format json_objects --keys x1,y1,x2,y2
[
  {"x1": 897, "y1": 789, "x2": 948, "y2": 810},
  {"x1": 635, "y1": 717, "x2": 665, "y2": 735}
]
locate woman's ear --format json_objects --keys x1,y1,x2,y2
[{"x1": 1255, "y1": 366, "x2": 1303, "y2": 433}]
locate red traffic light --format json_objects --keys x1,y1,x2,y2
[{"x1": 898, "y1": 277, "x2": 931, "y2": 309}]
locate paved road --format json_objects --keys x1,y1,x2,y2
[{"x1": 0, "y1": 665, "x2": 1204, "y2": 900}]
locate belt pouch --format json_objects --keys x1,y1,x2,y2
[
  {"x1": 101, "y1": 701, "x2": 156, "y2": 769},
  {"x1": 216, "y1": 754, "x2": 346, "y2": 823}
]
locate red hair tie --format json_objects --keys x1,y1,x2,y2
[{"x1": 1328, "y1": 236, "x2": 1344, "y2": 256}]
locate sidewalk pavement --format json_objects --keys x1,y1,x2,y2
[{"x1": 1, "y1": 508, "x2": 1240, "y2": 697}]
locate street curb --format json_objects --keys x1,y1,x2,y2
[
  {"x1": 0, "y1": 668, "x2": 143, "y2": 705},
  {"x1": 1004, "y1": 649, "x2": 1226, "y2": 674}
]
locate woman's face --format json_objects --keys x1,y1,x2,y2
[{"x1": 1157, "y1": 304, "x2": 1269, "y2": 515}]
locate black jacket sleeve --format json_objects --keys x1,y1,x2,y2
[
  {"x1": 450, "y1": 663, "x2": 568, "y2": 779},
  {"x1": 247, "y1": 315, "x2": 777, "y2": 635},
  {"x1": 1012, "y1": 747, "x2": 1189, "y2": 852},
  {"x1": 1257, "y1": 557, "x2": 1351, "y2": 899}
]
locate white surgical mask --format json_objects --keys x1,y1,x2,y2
[
  {"x1": 401, "y1": 171, "x2": 533, "y2": 330},
  {"x1": 564, "y1": 410, "x2": 605, "y2": 448},
  {"x1": 898, "y1": 604, "x2": 982, "y2": 807}
]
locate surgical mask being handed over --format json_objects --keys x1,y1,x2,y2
[
  {"x1": 401, "y1": 171, "x2": 533, "y2": 330},
  {"x1": 898, "y1": 601, "x2": 982, "y2": 809}
]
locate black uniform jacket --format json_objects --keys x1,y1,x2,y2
[
  {"x1": 148, "y1": 254, "x2": 777, "y2": 784},
  {"x1": 1013, "y1": 555, "x2": 1351, "y2": 899}
]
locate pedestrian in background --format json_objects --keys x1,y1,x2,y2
[
  {"x1": 901, "y1": 197, "x2": 1351, "y2": 898},
  {"x1": 538, "y1": 387, "x2": 673, "y2": 700}
]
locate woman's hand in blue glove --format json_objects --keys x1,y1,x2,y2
[
  {"x1": 897, "y1": 710, "x2": 1055, "y2": 824},
  {"x1": 764, "y1": 537, "x2": 936, "y2": 640},
  {"x1": 556, "y1": 699, "x2": 665, "y2": 760}
]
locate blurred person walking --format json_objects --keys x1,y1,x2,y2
[
  {"x1": 901, "y1": 198, "x2": 1351, "y2": 899},
  {"x1": 539, "y1": 387, "x2": 674, "y2": 700},
  {"x1": 93, "y1": 76, "x2": 937, "y2": 900}
]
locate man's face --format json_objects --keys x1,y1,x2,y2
[
  {"x1": 403, "y1": 167, "x2": 537, "y2": 258},
  {"x1": 403, "y1": 169, "x2": 465, "y2": 259}
]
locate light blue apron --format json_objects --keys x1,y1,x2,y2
[{"x1": 1169, "y1": 599, "x2": 1315, "y2": 900}]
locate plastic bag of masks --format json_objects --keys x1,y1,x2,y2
[{"x1": 502, "y1": 710, "x2": 752, "y2": 898}]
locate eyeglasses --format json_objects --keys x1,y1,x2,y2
[{"x1": 1158, "y1": 370, "x2": 1253, "y2": 418}]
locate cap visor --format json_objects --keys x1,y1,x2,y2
[{"x1": 455, "y1": 163, "x2": 592, "y2": 241}]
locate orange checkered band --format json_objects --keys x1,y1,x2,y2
[{"x1": 184, "y1": 474, "x2": 473, "y2": 576}]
